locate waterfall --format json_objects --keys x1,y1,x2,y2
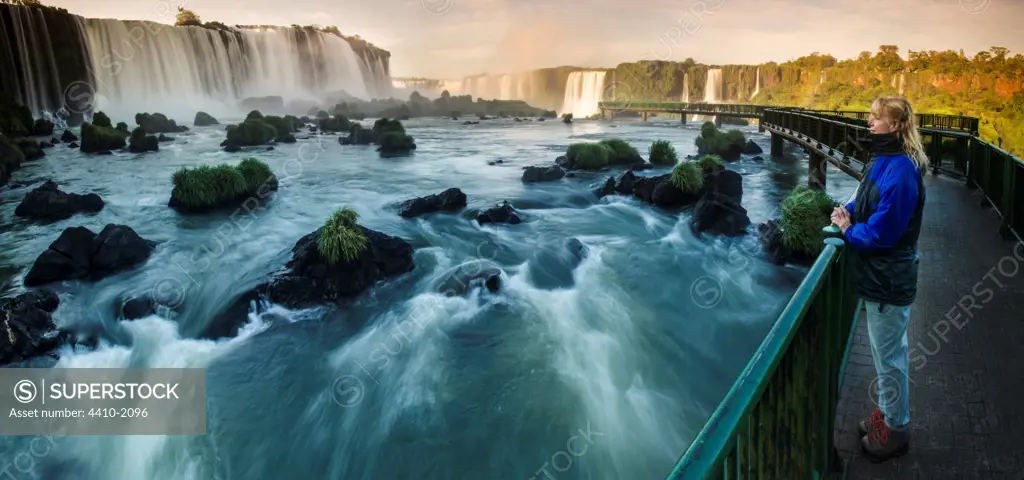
[
  {"x1": 703, "y1": 69, "x2": 724, "y2": 103},
  {"x1": 750, "y1": 67, "x2": 760, "y2": 101},
  {"x1": 499, "y1": 74, "x2": 512, "y2": 100},
  {"x1": 0, "y1": 4, "x2": 91, "y2": 116},
  {"x1": 681, "y1": 72, "x2": 690, "y2": 103},
  {"x1": 515, "y1": 76, "x2": 527, "y2": 100},
  {"x1": 559, "y1": 71, "x2": 606, "y2": 118},
  {"x1": 82, "y1": 20, "x2": 378, "y2": 119}
]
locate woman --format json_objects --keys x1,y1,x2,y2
[{"x1": 831, "y1": 96, "x2": 928, "y2": 461}]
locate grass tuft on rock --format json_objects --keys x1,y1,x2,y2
[
  {"x1": 81, "y1": 122, "x2": 128, "y2": 153},
  {"x1": 171, "y1": 165, "x2": 247, "y2": 209},
  {"x1": 697, "y1": 154, "x2": 723, "y2": 173},
  {"x1": 670, "y1": 161, "x2": 704, "y2": 193},
  {"x1": 599, "y1": 139, "x2": 639, "y2": 164},
  {"x1": 649, "y1": 140, "x2": 678, "y2": 166},
  {"x1": 780, "y1": 186, "x2": 837, "y2": 258},
  {"x1": 170, "y1": 158, "x2": 276, "y2": 210},
  {"x1": 566, "y1": 142, "x2": 611, "y2": 170},
  {"x1": 317, "y1": 207, "x2": 368, "y2": 264},
  {"x1": 236, "y1": 157, "x2": 275, "y2": 192},
  {"x1": 695, "y1": 121, "x2": 746, "y2": 160},
  {"x1": 91, "y1": 111, "x2": 113, "y2": 129}
]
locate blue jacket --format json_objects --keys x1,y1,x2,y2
[{"x1": 844, "y1": 153, "x2": 925, "y2": 306}]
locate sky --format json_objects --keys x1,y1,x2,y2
[{"x1": 49, "y1": 0, "x2": 1024, "y2": 79}]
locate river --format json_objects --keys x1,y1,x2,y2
[{"x1": 0, "y1": 115, "x2": 859, "y2": 479}]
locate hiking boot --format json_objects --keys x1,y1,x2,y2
[
  {"x1": 858, "y1": 408, "x2": 884, "y2": 437},
  {"x1": 861, "y1": 421, "x2": 910, "y2": 462}
]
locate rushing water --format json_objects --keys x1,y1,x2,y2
[{"x1": 0, "y1": 116, "x2": 858, "y2": 479}]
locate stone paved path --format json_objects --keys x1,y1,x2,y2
[{"x1": 834, "y1": 174, "x2": 1024, "y2": 479}]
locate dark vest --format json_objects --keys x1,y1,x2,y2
[{"x1": 849, "y1": 156, "x2": 926, "y2": 306}]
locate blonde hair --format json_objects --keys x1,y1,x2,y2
[{"x1": 870, "y1": 96, "x2": 929, "y2": 172}]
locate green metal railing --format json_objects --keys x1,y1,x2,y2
[
  {"x1": 598, "y1": 102, "x2": 765, "y2": 116},
  {"x1": 666, "y1": 106, "x2": 1021, "y2": 479},
  {"x1": 666, "y1": 227, "x2": 859, "y2": 479}
]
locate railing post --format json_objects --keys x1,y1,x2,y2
[
  {"x1": 820, "y1": 226, "x2": 848, "y2": 475},
  {"x1": 1000, "y1": 153, "x2": 1016, "y2": 240}
]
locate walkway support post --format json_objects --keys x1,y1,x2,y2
[
  {"x1": 809, "y1": 151, "x2": 826, "y2": 190},
  {"x1": 680, "y1": 114, "x2": 687, "y2": 125},
  {"x1": 770, "y1": 132, "x2": 785, "y2": 157},
  {"x1": 642, "y1": 111, "x2": 648, "y2": 121},
  {"x1": 714, "y1": 115, "x2": 722, "y2": 128}
]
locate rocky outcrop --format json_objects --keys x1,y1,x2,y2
[
  {"x1": 135, "y1": 112, "x2": 189, "y2": 134},
  {"x1": 60, "y1": 129, "x2": 77, "y2": 143},
  {"x1": 14, "y1": 180, "x2": 104, "y2": 220},
  {"x1": 522, "y1": 165, "x2": 565, "y2": 183},
  {"x1": 476, "y1": 201, "x2": 521, "y2": 225},
  {"x1": 200, "y1": 225, "x2": 415, "y2": 339},
  {"x1": 398, "y1": 187, "x2": 467, "y2": 218},
  {"x1": 0, "y1": 290, "x2": 61, "y2": 365},
  {"x1": 757, "y1": 219, "x2": 817, "y2": 266},
  {"x1": 194, "y1": 111, "x2": 219, "y2": 127},
  {"x1": 742, "y1": 140, "x2": 763, "y2": 154},
  {"x1": 24, "y1": 225, "x2": 156, "y2": 286}
]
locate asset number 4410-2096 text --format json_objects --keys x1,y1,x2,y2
[{"x1": 88, "y1": 408, "x2": 148, "y2": 418}]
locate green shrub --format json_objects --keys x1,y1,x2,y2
[
  {"x1": 341, "y1": 123, "x2": 374, "y2": 145},
  {"x1": 116, "y1": 122, "x2": 129, "y2": 133},
  {"x1": 92, "y1": 111, "x2": 112, "y2": 128},
  {"x1": 81, "y1": 122, "x2": 128, "y2": 153},
  {"x1": 263, "y1": 115, "x2": 297, "y2": 142},
  {"x1": 33, "y1": 118, "x2": 54, "y2": 136},
  {"x1": 315, "y1": 110, "x2": 330, "y2": 119},
  {"x1": 129, "y1": 127, "x2": 159, "y2": 153},
  {"x1": 12, "y1": 138, "x2": 44, "y2": 161},
  {"x1": 649, "y1": 140, "x2": 678, "y2": 165},
  {"x1": 319, "y1": 115, "x2": 350, "y2": 133},
  {"x1": 0, "y1": 100, "x2": 32, "y2": 137},
  {"x1": 599, "y1": 139, "x2": 640, "y2": 164},
  {"x1": 246, "y1": 110, "x2": 264, "y2": 121},
  {"x1": 566, "y1": 142, "x2": 611, "y2": 170},
  {"x1": 670, "y1": 162, "x2": 704, "y2": 193},
  {"x1": 226, "y1": 120, "x2": 276, "y2": 147},
  {"x1": 378, "y1": 131, "x2": 416, "y2": 156},
  {"x1": 171, "y1": 164, "x2": 247, "y2": 209},
  {"x1": 780, "y1": 186, "x2": 837, "y2": 258},
  {"x1": 236, "y1": 157, "x2": 275, "y2": 192},
  {"x1": 135, "y1": 112, "x2": 187, "y2": 133},
  {"x1": 316, "y1": 207, "x2": 368, "y2": 264},
  {"x1": 373, "y1": 118, "x2": 405, "y2": 136},
  {"x1": 697, "y1": 154, "x2": 723, "y2": 173},
  {"x1": 1, "y1": 134, "x2": 26, "y2": 182},
  {"x1": 695, "y1": 122, "x2": 746, "y2": 160}
]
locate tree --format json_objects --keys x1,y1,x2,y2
[{"x1": 175, "y1": 7, "x2": 201, "y2": 26}]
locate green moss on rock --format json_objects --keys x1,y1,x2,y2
[
  {"x1": 780, "y1": 186, "x2": 837, "y2": 258},
  {"x1": 169, "y1": 157, "x2": 278, "y2": 212},
  {"x1": 316, "y1": 207, "x2": 367, "y2": 264},
  {"x1": 81, "y1": 122, "x2": 128, "y2": 153},
  {"x1": 649, "y1": 140, "x2": 678, "y2": 166}
]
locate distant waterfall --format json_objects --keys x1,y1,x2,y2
[
  {"x1": 750, "y1": 67, "x2": 760, "y2": 100},
  {"x1": 0, "y1": 4, "x2": 92, "y2": 116},
  {"x1": 703, "y1": 68, "x2": 724, "y2": 103},
  {"x1": 83, "y1": 20, "x2": 376, "y2": 119},
  {"x1": 515, "y1": 76, "x2": 527, "y2": 100},
  {"x1": 898, "y1": 72, "x2": 906, "y2": 95},
  {"x1": 499, "y1": 74, "x2": 513, "y2": 100},
  {"x1": 681, "y1": 72, "x2": 690, "y2": 103},
  {"x1": 560, "y1": 71, "x2": 606, "y2": 118}
]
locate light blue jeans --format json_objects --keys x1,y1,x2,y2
[{"x1": 864, "y1": 300, "x2": 912, "y2": 431}]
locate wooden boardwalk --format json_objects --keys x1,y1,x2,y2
[{"x1": 833, "y1": 174, "x2": 1024, "y2": 479}]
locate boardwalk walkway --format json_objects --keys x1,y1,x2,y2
[{"x1": 834, "y1": 173, "x2": 1024, "y2": 479}]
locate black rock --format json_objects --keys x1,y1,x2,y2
[
  {"x1": 120, "y1": 295, "x2": 156, "y2": 320},
  {"x1": 0, "y1": 290, "x2": 61, "y2": 365},
  {"x1": 476, "y1": 201, "x2": 521, "y2": 225},
  {"x1": 631, "y1": 163, "x2": 653, "y2": 171},
  {"x1": 24, "y1": 225, "x2": 156, "y2": 287},
  {"x1": 742, "y1": 140, "x2": 763, "y2": 154},
  {"x1": 614, "y1": 170, "x2": 636, "y2": 194},
  {"x1": 266, "y1": 146, "x2": 275, "y2": 151},
  {"x1": 14, "y1": 180, "x2": 104, "y2": 221},
  {"x1": 594, "y1": 177, "x2": 616, "y2": 198},
  {"x1": 260, "y1": 225, "x2": 416, "y2": 310},
  {"x1": 67, "y1": 142, "x2": 79, "y2": 149},
  {"x1": 757, "y1": 219, "x2": 816, "y2": 266},
  {"x1": 705, "y1": 169, "x2": 744, "y2": 204},
  {"x1": 198, "y1": 290, "x2": 265, "y2": 340},
  {"x1": 60, "y1": 130, "x2": 78, "y2": 143},
  {"x1": 522, "y1": 165, "x2": 565, "y2": 183},
  {"x1": 752, "y1": 156, "x2": 765, "y2": 162},
  {"x1": 690, "y1": 192, "x2": 750, "y2": 237},
  {"x1": 224, "y1": 143, "x2": 241, "y2": 153},
  {"x1": 157, "y1": 134, "x2": 174, "y2": 142},
  {"x1": 555, "y1": 155, "x2": 569, "y2": 168},
  {"x1": 431, "y1": 260, "x2": 504, "y2": 296},
  {"x1": 398, "y1": 188, "x2": 467, "y2": 218},
  {"x1": 194, "y1": 111, "x2": 219, "y2": 127}
]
